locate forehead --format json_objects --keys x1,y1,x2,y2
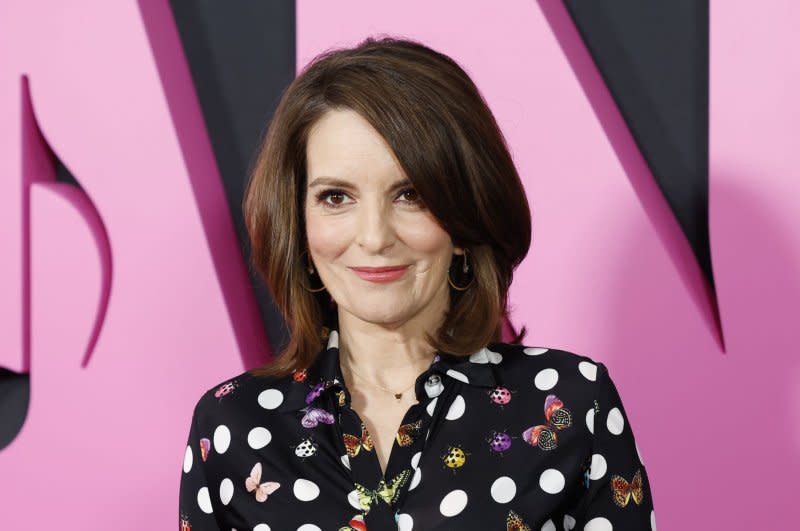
[{"x1": 306, "y1": 108, "x2": 404, "y2": 184}]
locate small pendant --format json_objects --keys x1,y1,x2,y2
[{"x1": 394, "y1": 393, "x2": 403, "y2": 400}]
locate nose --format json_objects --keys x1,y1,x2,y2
[{"x1": 355, "y1": 198, "x2": 396, "y2": 253}]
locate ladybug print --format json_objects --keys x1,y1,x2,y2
[
  {"x1": 441, "y1": 445, "x2": 470, "y2": 472},
  {"x1": 489, "y1": 386, "x2": 513, "y2": 406},
  {"x1": 486, "y1": 429, "x2": 514, "y2": 455},
  {"x1": 180, "y1": 327, "x2": 654, "y2": 529},
  {"x1": 338, "y1": 513, "x2": 367, "y2": 531},
  {"x1": 213, "y1": 379, "x2": 239, "y2": 399},
  {"x1": 292, "y1": 437, "x2": 319, "y2": 459}
]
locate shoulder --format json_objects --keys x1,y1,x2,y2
[
  {"x1": 189, "y1": 368, "x2": 297, "y2": 431},
  {"x1": 485, "y1": 341, "x2": 612, "y2": 407}
]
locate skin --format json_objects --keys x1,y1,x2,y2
[{"x1": 304, "y1": 108, "x2": 464, "y2": 473}]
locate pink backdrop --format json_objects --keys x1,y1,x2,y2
[{"x1": 1, "y1": 0, "x2": 798, "y2": 528}]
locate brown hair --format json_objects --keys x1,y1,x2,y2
[{"x1": 243, "y1": 35, "x2": 531, "y2": 378}]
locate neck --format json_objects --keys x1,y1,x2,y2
[{"x1": 335, "y1": 300, "x2": 447, "y2": 392}]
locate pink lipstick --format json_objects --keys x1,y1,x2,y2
[{"x1": 350, "y1": 265, "x2": 409, "y2": 283}]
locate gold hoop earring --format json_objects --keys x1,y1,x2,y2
[
  {"x1": 448, "y1": 248, "x2": 475, "y2": 291},
  {"x1": 299, "y1": 250, "x2": 327, "y2": 293}
]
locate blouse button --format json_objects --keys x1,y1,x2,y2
[{"x1": 425, "y1": 373, "x2": 444, "y2": 398}]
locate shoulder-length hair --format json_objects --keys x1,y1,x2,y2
[{"x1": 244, "y1": 35, "x2": 531, "y2": 378}]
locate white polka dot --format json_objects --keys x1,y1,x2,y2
[
  {"x1": 397, "y1": 513, "x2": 414, "y2": 531},
  {"x1": 327, "y1": 330, "x2": 339, "y2": 349},
  {"x1": 411, "y1": 451, "x2": 422, "y2": 469},
  {"x1": 539, "y1": 468, "x2": 565, "y2": 494},
  {"x1": 636, "y1": 442, "x2": 644, "y2": 464},
  {"x1": 341, "y1": 454, "x2": 350, "y2": 469},
  {"x1": 258, "y1": 388, "x2": 284, "y2": 409},
  {"x1": 197, "y1": 486, "x2": 213, "y2": 514},
  {"x1": 650, "y1": 510, "x2": 656, "y2": 531},
  {"x1": 446, "y1": 369, "x2": 469, "y2": 383},
  {"x1": 607, "y1": 407, "x2": 625, "y2": 435},
  {"x1": 213, "y1": 425, "x2": 231, "y2": 454},
  {"x1": 409, "y1": 467, "x2": 422, "y2": 490},
  {"x1": 426, "y1": 397, "x2": 438, "y2": 416},
  {"x1": 445, "y1": 395, "x2": 466, "y2": 420},
  {"x1": 247, "y1": 427, "x2": 272, "y2": 449},
  {"x1": 589, "y1": 454, "x2": 607, "y2": 480},
  {"x1": 578, "y1": 361, "x2": 597, "y2": 381},
  {"x1": 541, "y1": 520, "x2": 556, "y2": 531},
  {"x1": 219, "y1": 478, "x2": 233, "y2": 505},
  {"x1": 490, "y1": 476, "x2": 516, "y2": 503},
  {"x1": 524, "y1": 347, "x2": 549, "y2": 356},
  {"x1": 439, "y1": 489, "x2": 468, "y2": 517},
  {"x1": 253, "y1": 524, "x2": 270, "y2": 531},
  {"x1": 469, "y1": 347, "x2": 502, "y2": 364},
  {"x1": 586, "y1": 408, "x2": 595, "y2": 434},
  {"x1": 564, "y1": 514, "x2": 576, "y2": 530},
  {"x1": 347, "y1": 489, "x2": 361, "y2": 509},
  {"x1": 183, "y1": 445, "x2": 193, "y2": 473},
  {"x1": 292, "y1": 478, "x2": 320, "y2": 501},
  {"x1": 534, "y1": 368, "x2": 559, "y2": 390},
  {"x1": 297, "y1": 525, "x2": 321, "y2": 531},
  {"x1": 584, "y1": 517, "x2": 612, "y2": 531}
]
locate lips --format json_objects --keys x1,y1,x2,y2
[
  {"x1": 350, "y1": 265, "x2": 409, "y2": 283},
  {"x1": 350, "y1": 266, "x2": 408, "y2": 273}
]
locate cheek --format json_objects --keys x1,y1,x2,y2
[
  {"x1": 304, "y1": 210, "x2": 348, "y2": 255},
  {"x1": 402, "y1": 223, "x2": 453, "y2": 257}
]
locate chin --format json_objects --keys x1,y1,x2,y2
[{"x1": 343, "y1": 303, "x2": 414, "y2": 327}]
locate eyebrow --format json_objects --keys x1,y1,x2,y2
[{"x1": 307, "y1": 176, "x2": 412, "y2": 191}]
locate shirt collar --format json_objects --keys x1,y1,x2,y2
[{"x1": 276, "y1": 328, "x2": 500, "y2": 412}]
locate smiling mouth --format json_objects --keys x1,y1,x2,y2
[{"x1": 350, "y1": 265, "x2": 409, "y2": 283}]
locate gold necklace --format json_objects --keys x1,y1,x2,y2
[{"x1": 342, "y1": 357, "x2": 418, "y2": 401}]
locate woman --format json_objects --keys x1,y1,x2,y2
[{"x1": 179, "y1": 36, "x2": 654, "y2": 531}]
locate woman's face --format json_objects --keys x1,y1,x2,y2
[{"x1": 304, "y1": 108, "x2": 460, "y2": 331}]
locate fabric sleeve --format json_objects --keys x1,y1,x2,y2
[
  {"x1": 178, "y1": 394, "x2": 222, "y2": 530},
  {"x1": 570, "y1": 362, "x2": 656, "y2": 530}
]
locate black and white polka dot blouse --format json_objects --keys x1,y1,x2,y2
[{"x1": 179, "y1": 329, "x2": 655, "y2": 530}]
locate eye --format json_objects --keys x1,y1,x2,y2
[
  {"x1": 315, "y1": 188, "x2": 352, "y2": 208},
  {"x1": 398, "y1": 187, "x2": 424, "y2": 207}
]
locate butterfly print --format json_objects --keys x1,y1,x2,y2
[
  {"x1": 245, "y1": 462, "x2": 280, "y2": 502},
  {"x1": 580, "y1": 453, "x2": 592, "y2": 488},
  {"x1": 179, "y1": 512, "x2": 191, "y2": 531},
  {"x1": 305, "y1": 382, "x2": 326, "y2": 404},
  {"x1": 199, "y1": 438, "x2": 211, "y2": 462},
  {"x1": 354, "y1": 469, "x2": 411, "y2": 513},
  {"x1": 396, "y1": 419, "x2": 423, "y2": 446},
  {"x1": 611, "y1": 469, "x2": 645, "y2": 507},
  {"x1": 506, "y1": 509, "x2": 531, "y2": 531},
  {"x1": 300, "y1": 406, "x2": 335, "y2": 428},
  {"x1": 293, "y1": 368, "x2": 308, "y2": 382},
  {"x1": 343, "y1": 423, "x2": 374, "y2": 458},
  {"x1": 522, "y1": 394, "x2": 572, "y2": 450}
]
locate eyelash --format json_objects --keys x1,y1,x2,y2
[{"x1": 314, "y1": 187, "x2": 424, "y2": 209}]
